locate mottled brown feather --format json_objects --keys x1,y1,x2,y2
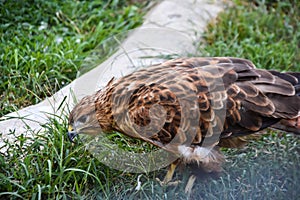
[{"x1": 68, "y1": 57, "x2": 300, "y2": 172}]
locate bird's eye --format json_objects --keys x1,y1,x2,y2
[{"x1": 77, "y1": 115, "x2": 88, "y2": 123}]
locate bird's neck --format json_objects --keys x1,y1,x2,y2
[{"x1": 94, "y1": 87, "x2": 115, "y2": 132}]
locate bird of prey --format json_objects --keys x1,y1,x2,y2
[{"x1": 67, "y1": 57, "x2": 300, "y2": 193}]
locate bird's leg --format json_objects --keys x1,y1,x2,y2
[
  {"x1": 163, "y1": 161, "x2": 178, "y2": 184},
  {"x1": 156, "y1": 160, "x2": 181, "y2": 186}
]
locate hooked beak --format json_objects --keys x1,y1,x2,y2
[{"x1": 67, "y1": 125, "x2": 78, "y2": 143}]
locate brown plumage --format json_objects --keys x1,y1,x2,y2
[{"x1": 68, "y1": 57, "x2": 300, "y2": 190}]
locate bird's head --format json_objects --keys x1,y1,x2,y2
[{"x1": 67, "y1": 94, "x2": 102, "y2": 142}]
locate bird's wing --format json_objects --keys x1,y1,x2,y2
[{"x1": 108, "y1": 57, "x2": 300, "y2": 150}]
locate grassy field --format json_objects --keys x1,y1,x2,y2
[
  {"x1": 0, "y1": 0, "x2": 146, "y2": 117},
  {"x1": 1, "y1": 0, "x2": 300, "y2": 199}
]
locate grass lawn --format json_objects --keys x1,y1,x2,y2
[
  {"x1": 0, "y1": 0, "x2": 146, "y2": 117},
  {"x1": 0, "y1": 0, "x2": 300, "y2": 199}
]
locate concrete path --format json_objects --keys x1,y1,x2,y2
[{"x1": 0, "y1": 0, "x2": 225, "y2": 149}]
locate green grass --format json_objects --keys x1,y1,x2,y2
[
  {"x1": 1, "y1": 0, "x2": 300, "y2": 199},
  {"x1": 0, "y1": 0, "x2": 146, "y2": 117},
  {"x1": 199, "y1": 0, "x2": 300, "y2": 71}
]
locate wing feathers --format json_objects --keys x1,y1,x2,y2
[
  {"x1": 102, "y1": 57, "x2": 299, "y2": 150},
  {"x1": 266, "y1": 94, "x2": 300, "y2": 118},
  {"x1": 255, "y1": 81, "x2": 295, "y2": 96}
]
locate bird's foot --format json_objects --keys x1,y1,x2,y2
[
  {"x1": 155, "y1": 177, "x2": 181, "y2": 187},
  {"x1": 156, "y1": 161, "x2": 180, "y2": 186}
]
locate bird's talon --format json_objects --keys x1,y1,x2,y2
[{"x1": 156, "y1": 178, "x2": 181, "y2": 187}]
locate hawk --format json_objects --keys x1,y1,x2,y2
[{"x1": 67, "y1": 57, "x2": 300, "y2": 193}]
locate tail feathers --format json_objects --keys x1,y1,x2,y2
[
  {"x1": 286, "y1": 72, "x2": 300, "y2": 96},
  {"x1": 268, "y1": 70, "x2": 298, "y2": 85},
  {"x1": 268, "y1": 71, "x2": 300, "y2": 134},
  {"x1": 271, "y1": 117, "x2": 300, "y2": 134},
  {"x1": 268, "y1": 71, "x2": 300, "y2": 95},
  {"x1": 218, "y1": 135, "x2": 258, "y2": 148}
]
